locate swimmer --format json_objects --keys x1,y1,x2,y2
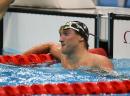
[
  {"x1": 0, "y1": 0, "x2": 14, "y2": 20},
  {"x1": 23, "y1": 21, "x2": 113, "y2": 72}
]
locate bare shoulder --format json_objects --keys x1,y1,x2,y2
[
  {"x1": 92, "y1": 53, "x2": 113, "y2": 71},
  {"x1": 93, "y1": 54, "x2": 110, "y2": 61}
]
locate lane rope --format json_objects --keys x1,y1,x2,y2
[
  {"x1": 0, "y1": 80, "x2": 130, "y2": 95},
  {"x1": 0, "y1": 48, "x2": 107, "y2": 65}
]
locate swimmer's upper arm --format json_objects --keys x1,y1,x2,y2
[
  {"x1": 23, "y1": 43, "x2": 50, "y2": 55},
  {"x1": 97, "y1": 55, "x2": 113, "y2": 72},
  {"x1": 23, "y1": 42, "x2": 62, "y2": 60}
]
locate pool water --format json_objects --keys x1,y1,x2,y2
[{"x1": 0, "y1": 59, "x2": 130, "y2": 95}]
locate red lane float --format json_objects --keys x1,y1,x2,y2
[
  {"x1": 57, "y1": 83, "x2": 75, "y2": 94},
  {"x1": 0, "y1": 56, "x2": 6, "y2": 64},
  {"x1": 123, "y1": 80, "x2": 130, "y2": 92},
  {"x1": 110, "y1": 81, "x2": 127, "y2": 93},
  {"x1": 0, "y1": 53, "x2": 53, "y2": 65},
  {"x1": 12, "y1": 55, "x2": 30, "y2": 65},
  {"x1": 0, "y1": 80, "x2": 130, "y2": 95},
  {"x1": 31, "y1": 84, "x2": 48, "y2": 94},
  {"x1": 17, "y1": 85, "x2": 33, "y2": 95},
  {"x1": 97, "y1": 81, "x2": 114, "y2": 94},
  {"x1": 27, "y1": 54, "x2": 42, "y2": 64},
  {"x1": 71, "y1": 82, "x2": 88, "y2": 94},
  {"x1": 0, "y1": 48, "x2": 107, "y2": 65},
  {"x1": 88, "y1": 48, "x2": 107, "y2": 56}
]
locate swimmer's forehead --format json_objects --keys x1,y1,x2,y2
[
  {"x1": 59, "y1": 22, "x2": 80, "y2": 34},
  {"x1": 59, "y1": 26, "x2": 76, "y2": 34}
]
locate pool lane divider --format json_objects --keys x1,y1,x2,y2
[
  {"x1": 0, "y1": 48, "x2": 107, "y2": 65},
  {"x1": 0, "y1": 80, "x2": 130, "y2": 95},
  {"x1": 0, "y1": 53, "x2": 54, "y2": 65}
]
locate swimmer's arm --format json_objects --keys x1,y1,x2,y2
[
  {"x1": 0, "y1": 0, "x2": 13, "y2": 12},
  {"x1": 97, "y1": 56, "x2": 113, "y2": 72},
  {"x1": 23, "y1": 42, "x2": 62, "y2": 60},
  {"x1": 23, "y1": 43, "x2": 51, "y2": 55},
  {"x1": 0, "y1": 0, "x2": 14, "y2": 19}
]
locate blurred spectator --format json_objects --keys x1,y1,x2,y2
[
  {"x1": 125, "y1": 0, "x2": 130, "y2": 7},
  {"x1": 0, "y1": 0, "x2": 14, "y2": 20}
]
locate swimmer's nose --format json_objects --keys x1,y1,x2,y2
[
  {"x1": 59, "y1": 36, "x2": 64, "y2": 43},
  {"x1": 59, "y1": 39, "x2": 63, "y2": 44}
]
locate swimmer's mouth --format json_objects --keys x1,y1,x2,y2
[{"x1": 61, "y1": 43, "x2": 65, "y2": 47}]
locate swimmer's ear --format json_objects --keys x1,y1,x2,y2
[{"x1": 79, "y1": 37, "x2": 84, "y2": 42}]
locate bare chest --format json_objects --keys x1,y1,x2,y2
[{"x1": 61, "y1": 57, "x2": 97, "y2": 69}]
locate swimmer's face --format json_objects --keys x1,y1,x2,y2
[{"x1": 59, "y1": 28, "x2": 83, "y2": 54}]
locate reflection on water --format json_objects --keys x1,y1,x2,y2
[
  {"x1": 0, "y1": 59, "x2": 130, "y2": 86},
  {"x1": 78, "y1": 66, "x2": 129, "y2": 81}
]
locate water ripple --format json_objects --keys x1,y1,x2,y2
[{"x1": 0, "y1": 59, "x2": 130, "y2": 86}]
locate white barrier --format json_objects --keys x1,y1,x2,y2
[
  {"x1": 11, "y1": 0, "x2": 95, "y2": 9},
  {"x1": 108, "y1": 13, "x2": 130, "y2": 58},
  {"x1": 98, "y1": 7, "x2": 130, "y2": 41},
  {"x1": 3, "y1": 8, "x2": 99, "y2": 54}
]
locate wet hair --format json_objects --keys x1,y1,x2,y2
[{"x1": 60, "y1": 21, "x2": 90, "y2": 49}]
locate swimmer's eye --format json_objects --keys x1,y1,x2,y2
[
  {"x1": 60, "y1": 31, "x2": 70, "y2": 36},
  {"x1": 63, "y1": 31, "x2": 70, "y2": 36}
]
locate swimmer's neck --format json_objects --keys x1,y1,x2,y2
[{"x1": 65, "y1": 48, "x2": 89, "y2": 64}]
